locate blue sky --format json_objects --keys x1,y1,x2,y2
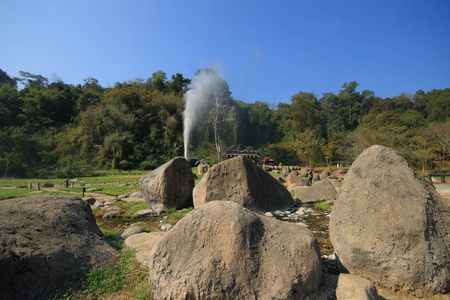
[{"x1": 1, "y1": 0, "x2": 449, "y2": 104}]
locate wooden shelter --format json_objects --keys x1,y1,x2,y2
[
  {"x1": 226, "y1": 150, "x2": 259, "y2": 163},
  {"x1": 261, "y1": 156, "x2": 275, "y2": 165}
]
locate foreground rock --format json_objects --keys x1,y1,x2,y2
[
  {"x1": 124, "y1": 232, "x2": 166, "y2": 266},
  {"x1": 292, "y1": 180, "x2": 337, "y2": 203},
  {"x1": 139, "y1": 157, "x2": 194, "y2": 209},
  {"x1": 336, "y1": 274, "x2": 379, "y2": 300},
  {"x1": 330, "y1": 145, "x2": 450, "y2": 296},
  {"x1": 0, "y1": 195, "x2": 118, "y2": 300},
  {"x1": 193, "y1": 157, "x2": 294, "y2": 212},
  {"x1": 148, "y1": 201, "x2": 322, "y2": 300}
]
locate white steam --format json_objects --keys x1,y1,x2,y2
[{"x1": 183, "y1": 69, "x2": 224, "y2": 158}]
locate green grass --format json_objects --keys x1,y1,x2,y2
[
  {"x1": 313, "y1": 201, "x2": 333, "y2": 213},
  {"x1": 0, "y1": 188, "x2": 84, "y2": 200},
  {"x1": 64, "y1": 250, "x2": 151, "y2": 300},
  {"x1": 163, "y1": 207, "x2": 194, "y2": 226},
  {"x1": 97, "y1": 224, "x2": 124, "y2": 251},
  {"x1": 60, "y1": 184, "x2": 139, "y2": 197}
]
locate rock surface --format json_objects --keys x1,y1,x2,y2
[
  {"x1": 286, "y1": 171, "x2": 308, "y2": 188},
  {"x1": 148, "y1": 201, "x2": 322, "y2": 300},
  {"x1": 330, "y1": 145, "x2": 450, "y2": 296},
  {"x1": 320, "y1": 170, "x2": 329, "y2": 180},
  {"x1": 118, "y1": 226, "x2": 145, "y2": 240},
  {"x1": 124, "y1": 232, "x2": 166, "y2": 266},
  {"x1": 193, "y1": 156, "x2": 294, "y2": 212},
  {"x1": 139, "y1": 157, "x2": 194, "y2": 209},
  {"x1": 336, "y1": 274, "x2": 379, "y2": 300},
  {"x1": 292, "y1": 180, "x2": 337, "y2": 203},
  {"x1": 0, "y1": 195, "x2": 118, "y2": 300}
]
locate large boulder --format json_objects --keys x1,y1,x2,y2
[
  {"x1": 0, "y1": 195, "x2": 118, "y2": 300},
  {"x1": 320, "y1": 170, "x2": 329, "y2": 180},
  {"x1": 139, "y1": 157, "x2": 194, "y2": 209},
  {"x1": 330, "y1": 169, "x2": 347, "y2": 180},
  {"x1": 286, "y1": 171, "x2": 309, "y2": 188},
  {"x1": 193, "y1": 156, "x2": 294, "y2": 212},
  {"x1": 148, "y1": 201, "x2": 322, "y2": 300},
  {"x1": 330, "y1": 145, "x2": 450, "y2": 296},
  {"x1": 292, "y1": 180, "x2": 337, "y2": 203},
  {"x1": 281, "y1": 166, "x2": 291, "y2": 177}
]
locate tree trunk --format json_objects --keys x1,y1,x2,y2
[{"x1": 3, "y1": 158, "x2": 9, "y2": 178}]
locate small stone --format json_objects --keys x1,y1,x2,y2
[
  {"x1": 118, "y1": 226, "x2": 145, "y2": 240},
  {"x1": 137, "y1": 209, "x2": 159, "y2": 217},
  {"x1": 102, "y1": 211, "x2": 121, "y2": 219},
  {"x1": 161, "y1": 224, "x2": 172, "y2": 231},
  {"x1": 265, "y1": 212, "x2": 274, "y2": 217}
]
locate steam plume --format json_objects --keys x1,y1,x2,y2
[{"x1": 183, "y1": 69, "x2": 223, "y2": 158}]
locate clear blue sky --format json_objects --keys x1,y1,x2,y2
[{"x1": 1, "y1": 0, "x2": 449, "y2": 104}]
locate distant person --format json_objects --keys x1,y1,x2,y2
[{"x1": 307, "y1": 169, "x2": 313, "y2": 185}]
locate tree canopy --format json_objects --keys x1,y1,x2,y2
[{"x1": 0, "y1": 67, "x2": 449, "y2": 177}]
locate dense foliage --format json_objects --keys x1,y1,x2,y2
[{"x1": 0, "y1": 68, "x2": 449, "y2": 177}]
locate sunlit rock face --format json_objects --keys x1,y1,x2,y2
[
  {"x1": 139, "y1": 157, "x2": 194, "y2": 209},
  {"x1": 193, "y1": 156, "x2": 294, "y2": 212},
  {"x1": 148, "y1": 201, "x2": 322, "y2": 300},
  {"x1": 330, "y1": 145, "x2": 450, "y2": 296}
]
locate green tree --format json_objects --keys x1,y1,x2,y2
[
  {"x1": 147, "y1": 70, "x2": 167, "y2": 92},
  {"x1": 426, "y1": 89, "x2": 450, "y2": 123},
  {"x1": 336, "y1": 81, "x2": 362, "y2": 131},
  {"x1": 288, "y1": 91, "x2": 322, "y2": 134},
  {"x1": 291, "y1": 129, "x2": 324, "y2": 167}
]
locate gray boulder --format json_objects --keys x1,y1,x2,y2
[
  {"x1": 0, "y1": 195, "x2": 118, "y2": 300},
  {"x1": 197, "y1": 164, "x2": 209, "y2": 175},
  {"x1": 193, "y1": 156, "x2": 294, "y2": 212},
  {"x1": 336, "y1": 274, "x2": 379, "y2": 300},
  {"x1": 124, "y1": 232, "x2": 166, "y2": 266},
  {"x1": 312, "y1": 173, "x2": 321, "y2": 181},
  {"x1": 139, "y1": 157, "x2": 194, "y2": 209},
  {"x1": 129, "y1": 191, "x2": 143, "y2": 198},
  {"x1": 148, "y1": 201, "x2": 322, "y2": 300},
  {"x1": 330, "y1": 145, "x2": 450, "y2": 296},
  {"x1": 281, "y1": 166, "x2": 291, "y2": 177},
  {"x1": 320, "y1": 170, "x2": 329, "y2": 180},
  {"x1": 286, "y1": 171, "x2": 308, "y2": 188},
  {"x1": 292, "y1": 180, "x2": 337, "y2": 203},
  {"x1": 118, "y1": 226, "x2": 144, "y2": 240}
]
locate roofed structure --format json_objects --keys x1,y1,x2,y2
[{"x1": 225, "y1": 150, "x2": 259, "y2": 163}]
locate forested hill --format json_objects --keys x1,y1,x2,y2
[{"x1": 0, "y1": 68, "x2": 449, "y2": 178}]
